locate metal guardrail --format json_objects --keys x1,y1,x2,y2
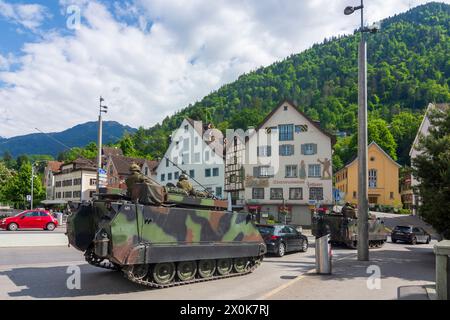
[{"x1": 434, "y1": 240, "x2": 450, "y2": 300}]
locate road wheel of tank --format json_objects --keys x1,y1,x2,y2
[
  {"x1": 131, "y1": 264, "x2": 149, "y2": 280},
  {"x1": 233, "y1": 258, "x2": 248, "y2": 273},
  {"x1": 7, "y1": 223, "x2": 18, "y2": 231},
  {"x1": 177, "y1": 261, "x2": 197, "y2": 282},
  {"x1": 152, "y1": 262, "x2": 176, "y2": 285},
  {"x1": 198, "y1": 260, "x2": 216, "y2": 278},
  {"x1": 216, "y1": 259, "x2": 232, "y2": 275},
  {"x1": 277, "y1": 242, "x2": 286, "y2": 257}
]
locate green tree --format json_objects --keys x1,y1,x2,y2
[
  {"x1": 390, "y1": 111, "x2": 423, "y2": 165},
  {"x1": 412, "y1": 108, "x2": 450, "y2": 239},
  {"x1": 349, "y1": 118, "x2": 398, "y2": 160},
  {"x1": 2, "y1": 162, "x2": 45, "y2": 209}
]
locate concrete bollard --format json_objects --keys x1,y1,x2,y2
[{"x1": 433, "y1": 240, "x2": 450, "y2": 300}]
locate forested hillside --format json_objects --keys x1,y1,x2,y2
[{"x1": 110, "y1": 3, "x2": 450, "y2": 168}]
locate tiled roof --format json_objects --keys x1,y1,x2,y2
[
  {"x1": 103, "y1": 147, "x2": 123, "y2": 157},
  {"x1": 109, "y1": 155, "x2": 157, "y2": 175},
  {"x1": 48, "y1": 161, "x2": 63, "y2": 173}
]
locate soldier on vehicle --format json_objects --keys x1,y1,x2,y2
[
  {"x1": 125, "y1": 163, "x2": 157, "y2": 197},
  {"x1": 177, "y1": 174, "x2": 194, "y2": 194}
]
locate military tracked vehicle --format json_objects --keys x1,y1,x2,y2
[
  {"x1": 311, "y1": 204, "x2": 388, "y2": 249},
  {"x1": 67, "y1": 183, "x2": 266, "y2": 288}
]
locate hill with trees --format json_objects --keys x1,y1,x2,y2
[{"x1": 115, "y1": 2, "x2": 449, "y2": 169}]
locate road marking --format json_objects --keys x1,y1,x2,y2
[{"x1": 258, "y1": 252, "x2": 357, "y2": 300}]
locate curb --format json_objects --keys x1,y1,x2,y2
[{"x1": 0, "y1": 233, "x2": 68, "y2": 248}]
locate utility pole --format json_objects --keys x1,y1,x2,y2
[
  {"x1": 97, "y1": 97, "x2": 108, "y2": 196},
  {"x1": 31, "y1": 164, "x2": 34, "y2": 210},
  {"x1": 345, "y1": 0, "x2": 379, "y2": 261}
]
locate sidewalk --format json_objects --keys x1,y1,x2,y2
[
  {"x1": 266, "y1": 242, "x2": 436, "y2": 300},
  {"x1": 0, "y1": 228, "x2": 68, "y2": 248}
]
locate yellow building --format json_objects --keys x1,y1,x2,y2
[{"x1": 335, "y1": 141, "x2": 402, "y2": 207}]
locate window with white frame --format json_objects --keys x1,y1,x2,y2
[
  {"x1": 279, "y1": 144, "x2": 294, "y2": 156},
  {"x1": 369, "y1": 169, "x2": 377, "y2": 188},
  {"x1": 252, "y1": 188, "x2": 265, "y2": 199},
  {"x1": 289, "y1": 188, "x2": 303, "y2": 200},
  {"x1": 309, "y1": 187, "x2": 324, "y2": 200},
  {"x1": 270, "y1": 188, "x2": 284, "y2": 200},
  {"x1": 257, "y1": 146, "x2": 272, "y2": 157},
  {"x1": 279, "y1": 124, "x2": 294, "y2": 141},
  {"x1": 183, "y1": 138, "x2": 189, "y2": 151},
  {"x1": 256, "y1": 166, "x2": 274, "y2": 178},
  {"x1": 182, "y1": 153, "x2": 189, "y2": 165},
  {"x1": 302, "y1": 144, "x2": 317, "y2": 155},
  {"x1": 308, "y1": 164, "x2": 321, "y2": 178},
  {"x1": 193, "y1": 152, "x2": 200, "y2": 163},
  {"x1": 285, "y1": 165, "x2": 298, "y2": 178}
]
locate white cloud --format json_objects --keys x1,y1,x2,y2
[
  {"x1": 0, "y1": 0, "x2": 50, "y2": 31},
  {"x1": 0, "y1": 0, "x2": 448, "y2": 137}
]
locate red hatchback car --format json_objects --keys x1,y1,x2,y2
[{"x1": 0, "y1": 210, "x2": 59, "y2": 231}]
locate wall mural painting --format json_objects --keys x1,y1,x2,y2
[
  {"x1": 299, "y1": 160, "x2": 306, "y2": 179},
  {"x1": 317, "y1": 158, "x2": 332, "y2": 180},
  {"x1": 245, "y1": 175, "x2": 270, "y2": 188}
]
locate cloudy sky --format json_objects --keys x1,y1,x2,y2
[{"x1": 0, "y1": 0, "x2": 448, "y2": 137}]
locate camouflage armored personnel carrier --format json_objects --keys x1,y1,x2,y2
[
  {"x1": 67, "y1": 183, "x2": 266, "y2": 288},
  {"x1": 311, "y1": 204, "x2": 388, "y2": 249}
]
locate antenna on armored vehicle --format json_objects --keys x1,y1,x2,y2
[{"x1": 164, "y1": 156, "x2": 218, "y2": 200}]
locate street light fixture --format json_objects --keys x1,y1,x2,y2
[{"x1": 344, "y1": 0, "x2": 380, "y2": 262}]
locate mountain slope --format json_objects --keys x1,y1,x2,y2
[
  {"x1": 133, "y1": 2, "x2": 449, "y2": 165},
  {"x1": 0, "y1": 121, "x2": 136, "y2": 158}
]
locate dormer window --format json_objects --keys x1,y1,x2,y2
[{"x1": 284, "y1": 106, "x2": 288, "y2": 111}]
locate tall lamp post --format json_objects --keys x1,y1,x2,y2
[
  {"x1": 344, "y1": 0, "x2": 379, "y2": 261},
  {"x1": 97, "y1": 97, "x2": 108, "y2": 196}
]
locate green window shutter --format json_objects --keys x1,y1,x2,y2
[
  {"x1": 301, "y1": 144, "x2": 305, "y2": 155},
  {"x1": 253, "y1": 166, "x2": 259, "y2": 177},
  {"x1": 313, "y1": 144, "x2": 318, "y2": 155}
]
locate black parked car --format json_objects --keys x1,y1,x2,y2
[
  {"x1": 257, "y1": 224, "x2": 308, "y2": 257},
  {"x1": 391, "y1": 225, "x2": 431, "y2": 245}
]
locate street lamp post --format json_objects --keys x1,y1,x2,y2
[
  {"x1": 96, "y1": 97, "x2": 108, "y2": 197},
  {"x1": 344, "y1": 0, "x2": 379, "y2": 261}
]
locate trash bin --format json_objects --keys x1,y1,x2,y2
[{"x1": 316, "y1": 234, "x2": 332, "y2": 274}]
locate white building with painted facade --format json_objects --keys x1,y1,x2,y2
[
  {"x1": 155, "y1": 118, "x2": 225, "y2": 199},
  {"x1": 225, "y1": 100, "x2": 335, "y2": 226}
]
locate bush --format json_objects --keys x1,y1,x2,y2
[{"x1": 398, "y1": 208, "x2": 412, "y2": 215}]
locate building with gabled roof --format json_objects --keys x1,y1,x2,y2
[
  {"x1": 225, "y1": 100, "x2": 335, "y2": 226},
  {"x1": 335, "y1": 141, "x2": 402, "y2": 208},
  {"x1": 105, "y1": 155, "x2": 158, "y2": 190},
  {"x1": 155, "y1": 118, "x2": 225, "y2": 199}
]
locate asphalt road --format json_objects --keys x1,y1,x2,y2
[
  {"x1": 0, "y1": 237, "x2": 361, "y2": 300},
  {"x1": 0, "y1": 214, "x2": 436, "y2": 300}
]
